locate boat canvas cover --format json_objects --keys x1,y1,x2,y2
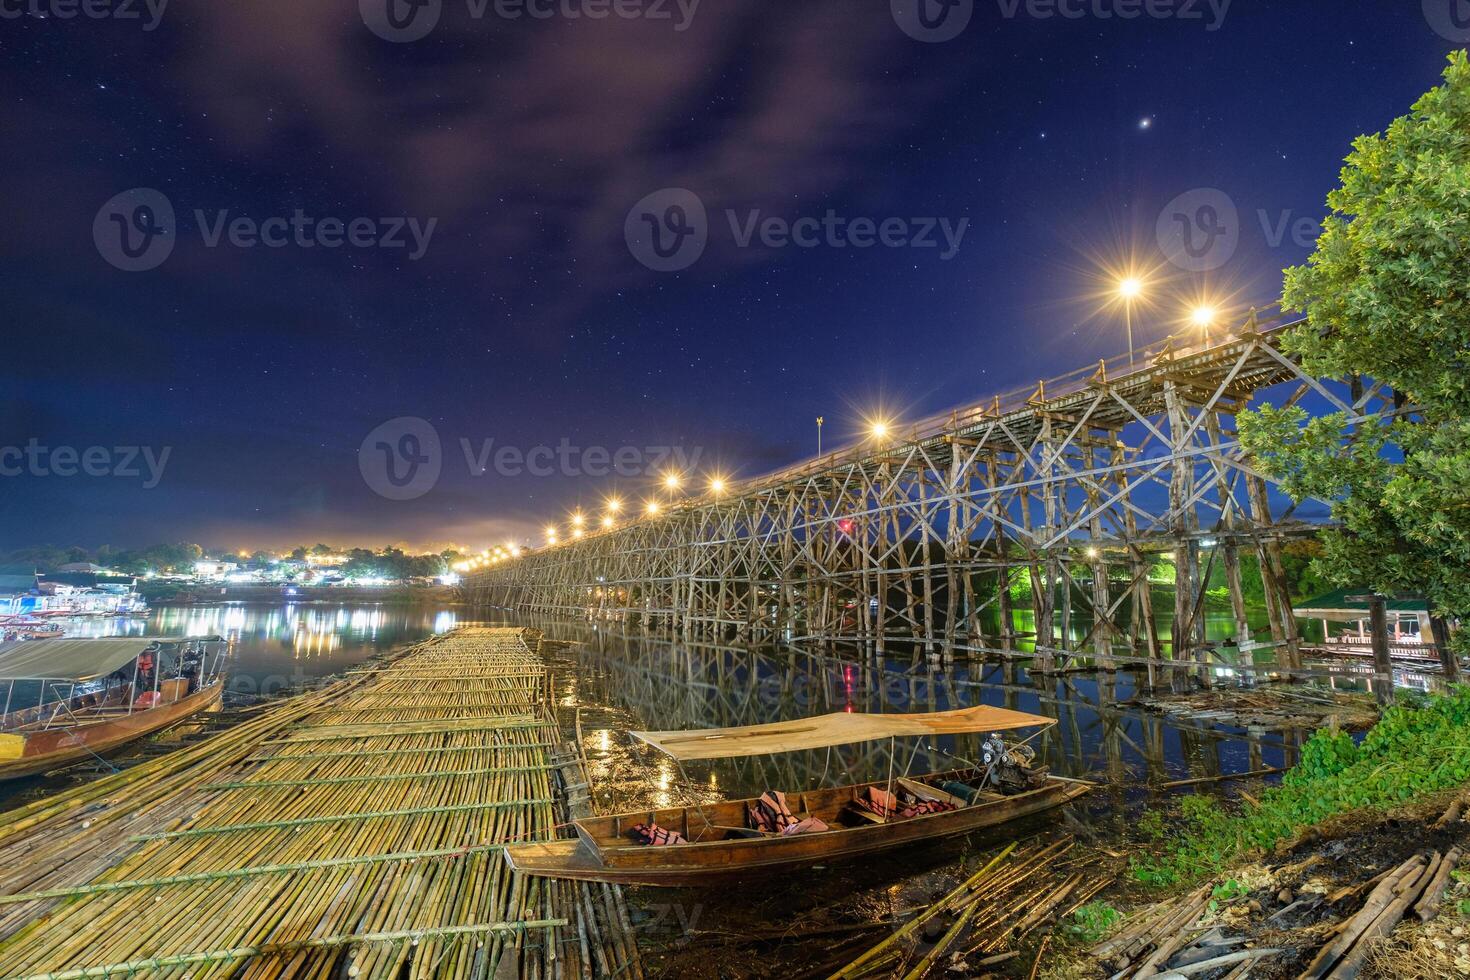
[
  {"x1": 0, "y1": 638, "x2": 162, "y2": 682},
  {"x1": 629, "y1": 705, "x2": 1055, "y2": 761}
]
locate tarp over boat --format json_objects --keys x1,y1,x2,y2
[
  {"x1": 629, "y1": 705, "x2": 1055, "y2": 761},
  {"x1": 0, "y1": 638, "x2": 165, "y2": 682}
]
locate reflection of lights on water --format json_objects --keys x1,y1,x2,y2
[
  {"x1": 433, "y1": 611, "x2": 457, "y2": 633},
  {"x1": 653, "y1": 758, "x2": 676, "y2": 810}
]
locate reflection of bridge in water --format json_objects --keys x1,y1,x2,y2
[
  {"x1": 546, "y1": 625, "x2": 1315, "y2": 809},
  {"x1": 473, "y1": 315, "x2": 1453, "y2": 680}
]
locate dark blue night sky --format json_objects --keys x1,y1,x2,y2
[{"x1": 0, "y1": 1, "x2": 1460, "y2": 551}]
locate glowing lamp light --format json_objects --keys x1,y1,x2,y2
[
  {"x1": 645, "y1": 501, "x2": 660, "y2": 515},
  {"x1": 1118, "y1": 277, "x2": 1143, "y2": 300},
  {"x1": 870, "y1": 420, "x2": 890, "y2": 440},
  {"x1": 663, "y1": 473, "x2": 681, "y2": 490},
  {"x1": 606, "y1": 497, "x2": 622, "y2": 513},
  {"x1": 571, "y1": 512, "x2": 585, "y2": 527},
  {"x1": 709, "y1": 478, "x2": 726, "y2": 495},
  {"x1": 1191, "y1": 305, "x2": 1217, "y2": 328},
  {"x1": 602, "y1": 515, "x2": 614, "y2": 528},
  {"x1": 573, "y1": 528, "x2": 584, "y2": 539}
]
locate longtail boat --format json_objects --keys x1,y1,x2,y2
[
  {"x1": 0, "y1": 636, "x2": 228, "y2": 779},
  {"x1": 504, "y1": 705, "x2": 1090, "y2": 886}
]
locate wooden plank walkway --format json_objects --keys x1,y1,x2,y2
[{"x1": 0, "y1": 627, "x2": 644, "y2": 980}]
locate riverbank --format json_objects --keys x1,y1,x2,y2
[{"x1": 140, "y1": 582, "x2": 464, "y2": 605}]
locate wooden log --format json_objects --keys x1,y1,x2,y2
[
  {"x1": 1154, "y1": 946, "x2": 1281, "y2": 978},
  {"x1": 1299, "y1": 853, "x2": 1430, "y2": 979},
  {"x1": 1413, "y1": 846, "x2": 1462, "y2": 922},
  {"x1": 1160, "y1": 767, "x2": 1283, "y2": 789}
]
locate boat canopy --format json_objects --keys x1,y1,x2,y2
[
  {"x1": 629, "y1": 705, "x2": 1055, "y2": 761},
  {"x1": 0, "y1": 638, "x2": 167, "y2": 682}
]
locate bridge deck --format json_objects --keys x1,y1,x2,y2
[{"x1": 0, "y1": 627, "x2": 641, "y2": 980}]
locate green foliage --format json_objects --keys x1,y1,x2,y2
[
  {"x1": 1211, "y1": 879, "x2": 1249, "y2": 903},
  {"x1": 1132, "y1": 686, "x2": 1470, "y2": 887},
  {"x1": 1239, "y1": 52, "x2": 1470, "y2": 647},
  {"x1": 1135, "y1": 810, "x2": 1168, "y2": 840},
  {"x1": 1063, "y1": 902, "x2": 1123, "y2": 943}
]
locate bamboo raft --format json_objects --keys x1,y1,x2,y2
[{"x1": 0, "y1": 627, "x2": 644, "y2": 979}]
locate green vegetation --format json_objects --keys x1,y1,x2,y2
[
  {"x1": 1239, "y1": 52, "x2": 1470, "y2": 655},
  {"x1": 1132, "y1": 686, "x2": 1470, "y2": 887},
  {"x1": 1062, "y1": 901, "x2": 1122, "y2": 944}
]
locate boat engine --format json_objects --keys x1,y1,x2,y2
[{"x1": 978, "y1": 733, "x2": 1047, "y2": 793}]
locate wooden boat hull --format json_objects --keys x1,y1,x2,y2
[
  {"x1": 0, "y1": 682, "x2": 222, "y2": 780},
  {"x1": 504, "y1": 777, "x2": 1089, "y2": 886}
]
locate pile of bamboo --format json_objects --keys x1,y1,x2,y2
[
  {"x1": 1300, "y1": 847, "x2": 1463, "y2": 979},
  {"x1": 826, "y1": 838, "x2": 1108, "y2": 980},
  {"x1": 0, "y1": 627, "x2": 643, "y2": 980}
]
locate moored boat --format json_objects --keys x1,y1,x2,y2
[
  {"x1": 504, "y1": 705, "x2": 1090, "y2": 886},
  {"x1": 0, "y1": 636, "x2": 229, "y2": 780}
]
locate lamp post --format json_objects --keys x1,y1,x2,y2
[
  {"x1": 1118, "y1": 277, "x2": 1143, "y2": 369},
  {"x1": 816, "y1": 416, "x2": 824, "y2": 456},
  {"x1": 1191, "y1": 304, "x2": 1217, "y2": 346}
]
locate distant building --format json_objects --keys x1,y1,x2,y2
[{"x1": 193, "y1": 559, "x2": 240, "y2": 581}]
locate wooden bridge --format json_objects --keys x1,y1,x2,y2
[
  {"x1": 0, "y1": 627, "x2": 642, "y2": 980},
  {"x1": 466, "y1": 314, "x2": 1413, "y2": 673}
]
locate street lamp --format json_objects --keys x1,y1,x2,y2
[
  {"x1": 816, "y1": 416, "x2": 824, "y2": 456},
  {"x1": 870, "y1": 420, "x2": 890, "y2": 441},
  {"x1": 1191, "y1": 304, "x2": 1217, "y2": 344},
  {"x1": 1118, "y1": 277, "x2": 1143, "y2": 369}
]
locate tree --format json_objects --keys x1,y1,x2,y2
[{"x1": 1238, "y1": 52, "x2": 1470, "y2": 674}]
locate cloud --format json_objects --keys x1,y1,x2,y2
[{"x1": 174, "y1": 1, "x2": 932, "y2": 298}]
